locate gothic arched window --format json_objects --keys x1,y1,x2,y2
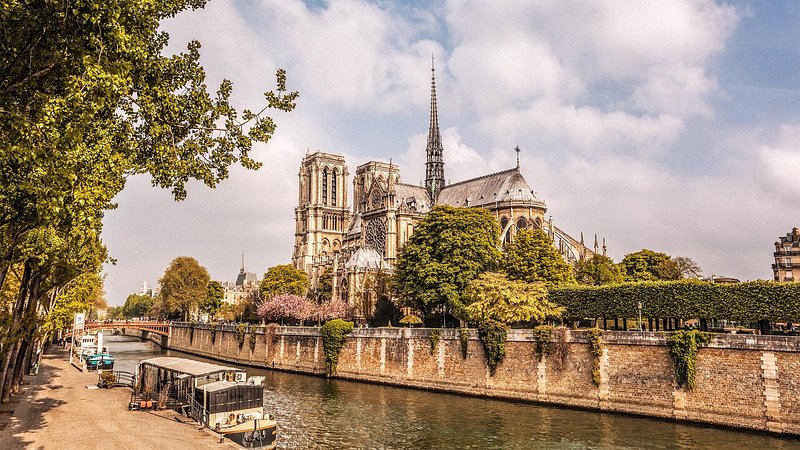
[
  {"x1": 332, "y1": 169, "x2": 338, "y2": 206},
  {"x1": 517, "y1": 217, "x2": 528, "y2": 231},
  {"x1": 500, "y1": 217, "x2": 511, "y2": 244},
  {"x1": 322, "y1": 168, "x2": 328, "y2": 205}
]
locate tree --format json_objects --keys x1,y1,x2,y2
[
  {"x1": 257, "y1": 294, "x2": 311, "y2": 325},
  {"x1": 620, "y1": 249, "x2": 672, "y2": 282},
  {"x1": 201, "y1": 280, "x2": 225, "y2": 319},
  {"x1": 156, "y1": 257, "x2": 210, "y2": 321},
  {"x1": 313, "y1": 268, "x2": 333, "y2": 303},
  {"x1": 260, "y1": 264, "x2": 309, "y2": 299},
  {"x1": 574, "y1": 255, "x2": 624, "y2": 286},
  {"x1": 42, "y1": 272, "x2": 106, "y2": 336},
  {"x1": 0, "y1": 0, "x2": 296, "y2": 401},
  {"x1": 394, "y1": 206, "x2": 501, "y2": 321},
  {"x1": 504, "y1": 229, "x2": 575, "y2": 287},
  {"x1": 674, "y1": 256, "x2": 702, "y2": 279},
  {"x1": 309, "y1": 300, "x2": 351, "y2": 324},
  {"x1": 122, "y1": 294, "x2": 154, "y2": 318},
  {"x1": 464, "y1": 272, "x2": 563, "y2": 325}
]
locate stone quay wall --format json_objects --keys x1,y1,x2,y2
[{"x1": 169, "y1": 324, "x2": 800, "y2": 436}]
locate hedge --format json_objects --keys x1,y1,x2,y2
[{"x1": 549, "y1": 280, "x2": 800, "y2": 322}]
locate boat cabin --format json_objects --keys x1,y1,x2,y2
[
  {"x1": 194, "y1": 381, "x2": 265, "y2": 429},
  {"x1": 137, "y1": 357, "x2": 246, "y2": 404}
]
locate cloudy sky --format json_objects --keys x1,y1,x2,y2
[{"x1": 101, "y1": 0, "x2": 799, "y2": 305}]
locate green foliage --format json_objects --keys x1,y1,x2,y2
[
  {"x1": 370, "y1": 294, "x2": 401, "y2": 328},
  {"x1": 550, "y1": 279, "x2": 800, "y2": 322},
  {"x1": 209, "y1": 323, "x2": 217, "y2": 344},
  {"x1": 574, "y1": 255, "x2": 624, "y2": 286},
  {"x1": 202, "y1": 280, "x2": 224, "y2": 318},
  {"x1": 395, "y1": 206, "x2": 501, "y2": 321},
  {"x1": 249, "y1": 326, "x2": 257, "y2": 352},
  {"x1": 459, "y1": 328, "x2": 469, "y2": 359},
  {"x1": 236, "y1": 323, "x2": 247, "y2": 349},
  {"x1": 320, "y1": 319, "x2": 354, "y2": 375},
  {"x1": 551, "y1": 327, "x2": 570, "y2": 371},
  {"x1": 399, "y1": 314, "x2": 422, "y2": 326},
  {"x1": 314, "y1": 268, "x2": 334, "y2": 303},
  {"x1": 464, "y1": 272, "x2": 563, "y2": 325},
  {"x1": 586, "y1": 328, "x2": 604, "y2": 386},
  {"x1": 667, "y1": 330, "x2": 713, "y2": 390},
  {"x1": 43, "y1": 272, "x2": 106, "y2": 334},
  {"x1": 620, "y1": 249, "x2": 672, "y2": 282},
  {"x1": 429, "y1": 329, "x2": 440, "y2": 352},
  {"x1": 477, "y1": 320, "x2": 508, "y2": 376},
  {"x1": 260, "y1": 264, "x2": 309, "y2": 299},
  {"x1": 155, "y1": 257, "x2": 210, "y2": 321},
  {"x1": 533, "y1": 325, "x2": 553, "y2": 362},
  {"x1": 504, "y1": 229, "x2": 575, "y2": 287},
  {"x1": 122, "y1": 294, "x2": 154, "y2": 319}
]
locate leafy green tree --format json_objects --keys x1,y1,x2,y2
[
  {"x1": 106, "y1": 307, "x2": 126, "y2": 320},
  {"x1": 620, "y1": 249, "x2": 672, "y2": 282},
  {"x1": 156, "y1": 257, "x2": 210, "y2": 321},
  {"x1": 464, "y1": 272, "x2": 563, "y2": 325},
  {"x1": 0, "y1": 0, "x2": 296, "y2": 401},
  {"x1": 260, "y1": 264, "x2": 309, "y2": 299},
  {"x1": 504, "y1": 229, "x2": 575, "y2": 287},
  {"x1": 574, "y1": 255, "x2": 624, "y2": 286},
  {"x1": 201, "y1": 280, "x2": 224, "y2": 318},
  {"x1": 122, "y1": 294, "x2": 154, "y2": 318},
  {"x1": 42, "y1": 272, "x2": 106, "y2": 335},
  {"x1": 313, "y1": 268, "x2": 333, "y2": 303},
  {"x1": 394, "y1": 205, "x2": 501, "y2": 321}
]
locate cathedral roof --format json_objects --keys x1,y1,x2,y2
[
  {"x1": 235, "y1": 271, "x2": 258, "y2": 286},
  {"x1": 437, "y1": 167, "x2": 545, "y2": 209},
  {"x1": 346, "y1": 212, "x2": 362, "y2": 236},
  {"x1": 394, "y1": 183, "x2": 432, "y2": 214},
  {"x1": 345, "y1": 247, "x2": 385, "y2": 270}
]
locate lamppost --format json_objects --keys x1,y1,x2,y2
[{"x1": 637, "y1": 302, "x2": 643, "y2": 331}]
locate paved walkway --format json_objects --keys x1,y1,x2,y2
[{"x1": 0, "y1": 346, "x2": 239, "y2": 449}]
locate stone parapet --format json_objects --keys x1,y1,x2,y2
[{"x1": 168, "y1": 323, "x2": 800, "y2": 435}]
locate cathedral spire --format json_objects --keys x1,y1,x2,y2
[
  {"x1": 425, "y1": 55, "x2": 445, "y2": 202},
  {"x1": 240, "y1": 251, "x2": 245, "y2": 274}
]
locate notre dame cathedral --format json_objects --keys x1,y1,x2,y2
[{"x1": 292, "y1": 63, "x2": 597, "y2": 321}]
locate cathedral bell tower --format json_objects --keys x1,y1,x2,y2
[
  {"x1": 425, "y1": 57, "x2": 445, "y2": 202},
  {"x1": 292, "y1": 152, "x2": 350, "y2": 273}
]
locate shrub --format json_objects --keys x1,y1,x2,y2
[
  {"x1": 667, "y1": 330, "x2": 713, "y2": 390},
  {"x1": 586, "y1": 328, "x2": 604, "y2": 386},
  {"x1": 551, "y1": 327, "x2": 570, "y2": 371},
  {"x1": 320, "y1": 319, "x2": 354, "y2": 375},
  {"x1": 236, "y1": 323, "x2": 247, "y2": 349},
  {"x1": 533, "y1": 325, "x2": 553, "y2": 362},
  {"x1": 249, "y1": 326, "x2": 257, "y2": 352},
  {"x1": 429, "y1": 329, "x2": 440, "y2": 353},
  {"x1": 459, "y1": 328, "x2": 469, "y2": 359},
  {"x1": 478, "y1": 320, "x2": 508, "y2": 376}
]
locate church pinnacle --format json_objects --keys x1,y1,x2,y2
[{"x1": 425, "y1": 56, "x2": 445, "y2": 202}]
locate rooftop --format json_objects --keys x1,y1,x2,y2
[{"x1": 139, "y1": 357, "x2": 240, "y2": 377}]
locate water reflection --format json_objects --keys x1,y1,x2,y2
[{"x1": 106, "y1": 335, "x2": 799, "y2": 449}]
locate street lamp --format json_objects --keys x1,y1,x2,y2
[{"x1": 637, "y1": 302, "x2": 643, "y2": 331}]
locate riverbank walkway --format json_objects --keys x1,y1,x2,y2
[{"x1": 0, "y1": 346, "x2": 239, "y2": 449}]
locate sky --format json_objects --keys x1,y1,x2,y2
[{"x1": 101, "y1": 0, "x2": 800, "y2": 306}]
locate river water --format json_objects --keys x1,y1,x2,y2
[{"x1": 106, "y1": 334, "x2": 798, "y2": 449}]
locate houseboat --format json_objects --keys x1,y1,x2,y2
[
  {"x1": 84, "y1": 352, "x2": 114, "y2": 371},
  {"x1": 135, "y1": 357, "x2": 276, "y2": 449}
]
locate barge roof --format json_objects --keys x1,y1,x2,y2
[{"x1": 139, "y1": 356, "x2": 240, "y2": 376}]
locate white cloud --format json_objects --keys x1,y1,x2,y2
[{"x1": 756, "y1": 125, "x2": 800, "y2": 203}]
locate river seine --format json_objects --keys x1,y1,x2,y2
[{"x1": 108, "y1": 334, "x2": 798, "y2": 449}]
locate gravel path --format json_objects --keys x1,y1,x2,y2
[{"x1": 0, "y1": 346, "x2": 240, "y2": 449}]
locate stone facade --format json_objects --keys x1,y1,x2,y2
[
  {"x1": 170, "y1": 324, "x2": 800, "y2": 436},
  {"x1": 773, "y1": 227, "x2": 800, "y2": 282}
]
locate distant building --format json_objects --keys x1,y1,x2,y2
[
  {"x1": 701, "y1": 275, "x2": 740, "y2": 284},
  {"x1": 222, "y1": 253, "x2": 260, "y2": 305},
  {"x1": 773, "y1": 227, "x2": 800, "y2": 282},
  {"x1": 139, "y1": 280, "x2": 153, "y2": 297}
]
